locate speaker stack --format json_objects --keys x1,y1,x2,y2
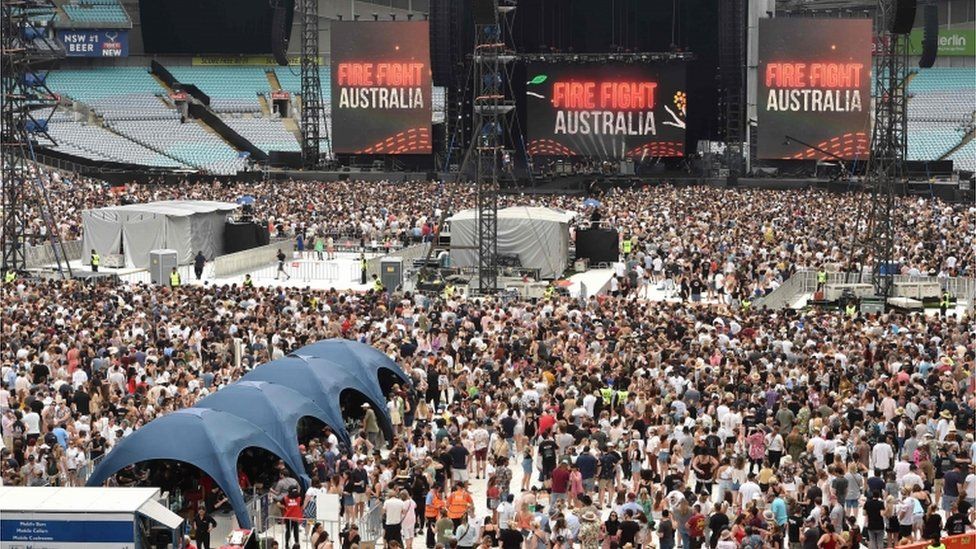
[
  {"x1": 919, "y1": 4, "x2": 939, "y2": 68},
  {"x1": 270, "y1": 0, "x2": 295, "y2": 66},
  {"x1": 889, "y1": 0, "x2": 917, "y2": 35}
]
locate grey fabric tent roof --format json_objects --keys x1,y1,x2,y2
[
  {"x1": 86, "y1": 408, "x2": 295, "y2": 528},
  {"x1": 90, "y1": 200, "x2": 239, "y2": 217}
]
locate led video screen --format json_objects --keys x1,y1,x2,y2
[
  {"x1": 757, "y1": 18, "x2": 872, "y2": 160},
  {"x1": 139, "y1": 0, "x2": 284, "y2": 54},
  {"x1": 525, "y1": 62, "x2": 687, "y2": 158},
  {"x1": 330, "y1": 21, "x2": 432, "y2": 155}
]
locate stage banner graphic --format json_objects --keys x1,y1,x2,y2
[
  {"x1": 330, "y1": 21, "x2": 432, "y2": 154},
  {"x1": 525, "y1": 62, "x2": 687, "y2": 159},
  {"x1": 757, "y1": 18, "x2": 872, "y2": 160},
  {"x1": 57, "y1": 30, "x2": 128, "y2": 57}
]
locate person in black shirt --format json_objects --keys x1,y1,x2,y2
[
  {"x1": 73, "y1": 387, "x2": 91, "y2": 416},
  {"x1": 499, "y1": 521, "x2": 522, "y2": 549},
  {"x1": 537, "y1": 433, "x2": 558, "y2": 486},
  {"x1": 864, "y1": 491, "x2": 886, "y2": 548},
  {"x1": 193, "y1": 507, "x2": 217, "y2": 549},
  {"x1": 707, "y1": 503, "x2": 730, "y2": 547},
  {"x1": 618, "y1": 510, "x2": 640, "y2": 546},
  {"x1": 799, "y1": 517, "x2": 821, "y2": 549}
]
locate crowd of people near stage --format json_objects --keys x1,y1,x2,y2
[
  {"x1": 22, "y1": 169, "x2": 976, "y2": 295},
  {"x1": 2, "y1": 171, "x2": 975, "y2": 549}
]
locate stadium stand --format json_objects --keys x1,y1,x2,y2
[
  {"x1": 59, "y1": 0, "x2": 130, "y2": 26},
  {"x1": 907, "y1": 122, "x2": 967, "y2": 162},
  {"x1": 906, "y1": 67, "x2": 976, "y2": 166},
  {"x1": 46, "y1": 67, "x2": 162, "y2": 103},
  {"x1": 948, "y1": 139, "x2": 976, "y2": 171},
  {"x1": 46, "y1": 112, "x2": 188, "y2": 168},
  {"x1": 107, "y1": 119, "x2": 248, "y2": 174},
  {"x1": 221, "y1": 115, "x2": 301, "y2": 152},
  {"x1": 166, "y1": 66, "x2": 273, "y2": 113}
]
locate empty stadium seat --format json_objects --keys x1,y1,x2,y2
[
  {"x1": 221, "y1": 115, "x2": 301, "y2": 153},
  {"x1": 47, "y1": 68, "x2": 163, "y2": 103},
  {"x1": 107, "y1": 119, "x2": 248, "y2": 175},
  {"x1": 948, "y1": 140, "x2": 976, "y2": 171},
  {"x1": 905, "y1": 67, "x2": 975, "y2": 162},
  {"x1": 60, "y1": 0, "x2": 130, "y2": 26}
]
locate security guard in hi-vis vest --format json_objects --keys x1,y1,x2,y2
[
  {"x1": 940, "y1": 290, "x2": 952, "y2": 317},
  {"x1": 90, "y1": 249, "x2": 100, "y2": 272},
  {"x1": 169, "y1": 267, "x2": 181, "y2": 287},
  {"x1": 3, "y1": 270, "x2": 15, "y2": 284},
  {"x1": 360, "y1": 253, "x2": 368, "y2": 284},
  {"x1": 816, "y1": 268, "x2": 827, "y2": 292},
  {"x1": 845, "y1": 302, "x2": 857, "y2": 318}
]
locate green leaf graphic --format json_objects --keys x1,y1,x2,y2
[{"x1": 529, "y1": 74, "x2": 548, "y2": 85}]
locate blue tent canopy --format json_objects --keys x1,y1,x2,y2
[
  {"x1": 87, "y1": 339, "x2": 407, "y2": 529},
  {"x1": 86, "y1": 408, "x2": 296, "y2": 528},
  {"x1": 241, "y1": 355, "x2": 394, "y2": 443},
  {"x1": 194, "y1": 381, "x2": 340, "y2": 487},
  {"x1": 291, "y1": 339, "x2": 412, "y2": 391}
]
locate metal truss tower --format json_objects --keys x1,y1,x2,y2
[
  {"x1": 1, "y1": 0, "x2": 70, "y2": 277},
  {"x1": 719, "y1": 0, "x2": 747, "y2": 182},
  {"x1": 472, "y1": 1, "x2": 516, "y2": 294},
  {"x1": 299, "y1": 0, "x2": 328, "y2": 169},
  {"x1": 865, "y1": 0, "x2": 908, "y2": 299}
]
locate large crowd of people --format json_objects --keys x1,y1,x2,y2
[{"x1": 2, "y1": 172, "x2": 974, "y2": 549}]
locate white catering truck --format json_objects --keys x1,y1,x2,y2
[{"x1": 0, "y1": 486, "x2": 184, "y2": 549}]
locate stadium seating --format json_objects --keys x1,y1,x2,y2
[
  {"x1": 47, "y1": 68, "x2": 163, "y2": 103},
  {"x1": 907, "y1": 123, "x2": 966, "y2": 162},
  {"x1": 107, "y1": 119, "x2": 248, "y2": 174},
  {"x1": 948, "y1": 140, "x2": 975, "y2": 171},
  {"x1": 47, "y1": 112, "x2": 187, "y2": 168},
  {"x1": 60, "y1": 0, "x2": 130, "y2": 26},
  {"x1": 221, "y1": 115, "x2": 301, "y2": 152},
  {"x1": 905, "y1": 67, "x2": 976, "y2": 163},
  {"x1": 165, "y1": 66, "x2": 273, "y2": 113}
]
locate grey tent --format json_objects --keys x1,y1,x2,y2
[
  {"x1": 241, "y1": 356, "x2": 394, "y2": 444},
  {"x1": 81, "y1": 200, "x2": 237, "y2": 268},
  {"x1": 86, "y1": 408, "x2": 296, "y2": 528},
  {"x1": 291, "y1": 339, "x2": 411, "y2": 392},
  {"x1": 193, "y1": 381, "x2": 342, "y2": 487},
  {"x1": 446, "y1": 206, "x2": 576, "y2": 279}
]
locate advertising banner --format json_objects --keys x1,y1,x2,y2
[
  {"x1": 57, "y1": 29, "x2": 128, "y2": 57},
  {"x1": 330, "y1": 21, "x2": 432, "y2": 154},
  {"x1": 908, "y1": 27, "x2": 976, "y2": 57},
  {"x1": 525, "y1": 62, "x2": 687, "y2": 159},
  {"x1": 757, "y1": 18, "x2": 872, "y2": 160}
]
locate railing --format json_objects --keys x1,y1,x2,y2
[
  {"x1": 25, "y1": 238, "x2": 83, "y2": 268},
  {"x1": 249, "y1": 494, "x2": 382, "y2": 548},
  {"x1": 756, "y1": 269, "x2": 976, "y2": 311},
  {"x1": 213, "y1": 238, "x2": 296, "y2": 278},
  {"x1": 367, "y1": 242, "x2": 431, "y2": 278}
]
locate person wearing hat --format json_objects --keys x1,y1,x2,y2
[{"x1": 715, "y1": 529, "x2": 736, "y2": 549}]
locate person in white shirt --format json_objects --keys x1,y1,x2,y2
[
  {"x1": 872, "y1": 438, "x2": 895, "y2": 476},
  {"x1": 382, "y1": 490, "x2": 406, "y2": 545},
  {"x1": 739, "y1": 475, "x2": 762, "y2": 505}
]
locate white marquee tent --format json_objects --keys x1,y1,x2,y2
[
  {"x1": 81, "y1": 200, "x2": 238, "y2": 269},
  {"x1": 446, "y1": 206, "x2": 576, "y2": 279}
]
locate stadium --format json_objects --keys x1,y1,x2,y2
[{"x1": 0, "y1": 0, "x2": 974, "y2": 548}]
